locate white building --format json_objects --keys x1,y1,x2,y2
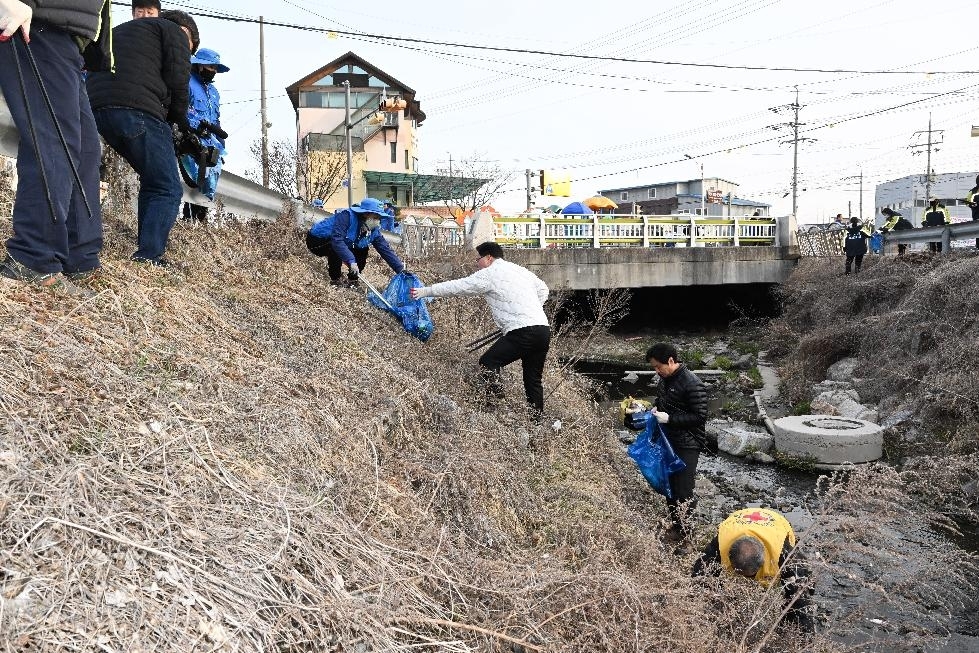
[{"x1": 874, "y1": 172, "x2": 978, "y2": 228}]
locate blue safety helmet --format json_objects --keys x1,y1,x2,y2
[{"x1": 190, "y1": 48, "x2": 230, "y2": 73}]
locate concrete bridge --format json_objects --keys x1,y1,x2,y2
[
  {"x1": 468, "y1": 212, "x2": 800, "y2": 290},
  {"x1": 504, "y1": 245, "x2": 800, "y2": 290}
]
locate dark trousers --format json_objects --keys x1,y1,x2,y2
[
  {"x1": 478, "y1": 325, "x2": 551, "y2": 414},
  {"x1": 928, "y1": 241, "x2": 943, "y2": 253},
  {"x1": 305, "y1": 232, "x2": 368, "y2": 280},
  {"x1": 666, "y1": 447, "x2": 700, "y2": 531},
  {"x1": 94, "y1": 107, "x2": 182, "y2": 262},
  {"x1": 845, "y1": 254, "x2": 864, "y2": 274},
  {"x1": 897, "y1": 244, "x2": 908, "y2": 256},
  {"x1": 182, "y1": 202, "x2": 208, "y2": 222},
  {"x1": 0, "y1": 26, "x2": 103, "y2": 274}
]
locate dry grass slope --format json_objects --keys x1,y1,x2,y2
[{"x1": 0, "y1": 213, "x2": 833, "y2": 652}]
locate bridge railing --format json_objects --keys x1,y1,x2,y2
[{"x1": 490, "y1": 214, "x2": 778, "y2": 248}]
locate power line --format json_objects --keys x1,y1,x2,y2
[{"x1": 108, "y1": 1, "x2": 979, "y2": 76}]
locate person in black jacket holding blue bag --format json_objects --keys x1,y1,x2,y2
[{"x1": 647, "y1": 342, "x2": 708, "y2": 543}]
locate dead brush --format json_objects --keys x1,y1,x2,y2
[{"x1": 0, "y1": 210, "x2": 839, "y2": 652}]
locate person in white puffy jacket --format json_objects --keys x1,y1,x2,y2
[{"x1": 411, "y1": 241, "x2": 551, "y2": 416}]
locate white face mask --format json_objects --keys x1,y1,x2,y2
[{"x1": 364, "y1": 217, "x2": 381, "y2": 230}]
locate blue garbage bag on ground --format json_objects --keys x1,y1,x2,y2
[
  {"x1": 627, "y1": 415, "x2": 687, "y2": 498},
  {"x1": 367, "y1": 271, "x2": 434, "y2": 342}
]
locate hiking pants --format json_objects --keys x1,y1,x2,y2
[
  {"x1": 845, "y1": 254, "x2": 864, "y2": 274},
  {"x1": 666, "y1": 447, "x2": 700, "y2": 532}
]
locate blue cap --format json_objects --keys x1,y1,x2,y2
[
  {"x1": 311, "y1": 198, "x2": 325, "y2": 208},
  {"x1": 351, "y1": 197, "x2": 385, "y2": 215},
  {"x1": 191, "y1": 48, "x2": 230, "y2": 73}
]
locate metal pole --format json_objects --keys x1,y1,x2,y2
[
  {"x1": 525, "y1": 168, "x2": 532, "y2": 211},
  {"x1": 925, "y1": 112, "x2": 932, "y2": 202},
  {"x1": 700, "y1": 161, "x2": 705, "y2": 217},
  {"x1": 344, "y1": 80, "x2": 353, "y2": 208},
  {"x1": 859, "y1": 169, "x2": 863, "y2": 221},
  {"x1": 259, "y1": 16, "x2": 269, "y2": 188},
  {"x1": 792, "y1": 87, "x2": 799, "y2": 217}
]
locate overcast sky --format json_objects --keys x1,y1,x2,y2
[{"x1": 141, "y1": 0, "x2": 979, "y2": 220}]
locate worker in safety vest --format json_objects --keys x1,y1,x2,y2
[
  {"x1": 922, "y1": 199, "x2": 951, "y2": 253},
  {"x1": 879, "y1": 207, "x2": 913, "y2": 255},
  {"x1": 964, "y1": 175, "x2": 979, "y2": 249},
  {"x1": 692, "y1": 508, "x2": 816, "y2": 634}
]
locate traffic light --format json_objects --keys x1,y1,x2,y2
[{"x1": 539, "y1": 170, "x2": 572, "y2": 197}]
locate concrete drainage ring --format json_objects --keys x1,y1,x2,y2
[{"x1": 772, "y1": 414, "x2": 884, "y2": 469}]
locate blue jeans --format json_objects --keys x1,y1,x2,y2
[
  {"x1": 0, "y1": 24, "x2": 103, "y2": 273},
  {"x1": 94, "y1": 107, "x2": 182, "y2": 262}
]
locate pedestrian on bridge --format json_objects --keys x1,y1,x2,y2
[
  {"x1": 409, "y1": 241, "x2": 551, "y2": 418},
  {"x1": 692, "y1": 507, "x2": 816, "y2": 635}
]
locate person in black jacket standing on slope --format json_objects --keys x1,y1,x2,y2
[
  {"x1": 647, "y1": 342, "x2": 708, "y2": 544},
  {"x1": 843, "y1": 217, "x2": 870, "y2": 274},
  {"x1": 86, "y1": 10, "x2": 198, "y2": 267}
]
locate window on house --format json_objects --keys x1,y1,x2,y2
[
  {"x1": 647, "y1": 188, "x2": 656, "y2": 199},
  {"x1": 412, "y1": 157, "x2": 418, "y2": 172},
  {"x1": 619, "y1": 191, "x2": 628, "y2": 201},
  {"x1": 405, "y1": 150, "x2": 410, "y2": 170},
  {"x1": 390, "y1": 142, "x2": 397, "y2": 164},
  {"x1": 695, "y1": 208, "x2": 704, "y2": 216}
]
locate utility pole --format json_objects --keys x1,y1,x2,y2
[
  {"x1": 910, "y1": 112, "x2": 943, "y2": 206},
  {"x1": 525, "y1": 169, "x2": 533, "y2": 211},
  {"x1": 770, "y1": 86, "x2": 815, "y2": 217},
  {"x1": 858, "y1": 169, "x2": 863, "y2": 221},
  {"x1": 343, "y1": 80, "x2": 353, "y2": 208},
  {"x1": 259, "y1": 16, "x2": 269, "y2": 188}
]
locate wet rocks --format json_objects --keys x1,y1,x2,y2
[{"x1": 708, "y1": 419, "x2": 775, "y2": 461}]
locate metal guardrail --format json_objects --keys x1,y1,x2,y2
[
  {"x1": 491, "y1": 214, "x2": 778, "y2": 248},
  {"x1": 1, "y1": 95, "x2": 318, "y2": 225},
  {"x1": 797, "y1": 222, "x2": 979, "y2": 256},
  {"x1": 883, "y1": 221, "x2": 979, "y2": 250}
]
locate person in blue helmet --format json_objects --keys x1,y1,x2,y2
[
  {"x1": 305, "y1": 197, "x2": 406, "y2": 287},
  {"x1": 180, "y1": 46, "x2": 228, "y2": 222},
  {"x1": 381, "y1": 201, "x2": 402, "y2": 235}
]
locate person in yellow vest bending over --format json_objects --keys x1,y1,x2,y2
[{"x1": 692, "y1": 508, "x2": 816, "y2": 634}]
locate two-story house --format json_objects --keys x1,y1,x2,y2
[
  {"x1": 598, "y1": 178, "x2": 770, "y2": 216},
  {"x1": 286, "y1": 52, "x2": 486, "y2": 210}
]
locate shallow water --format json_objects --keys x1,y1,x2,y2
[{"x1": 573, "y1": 357, "x2": 979, "y2": 650}]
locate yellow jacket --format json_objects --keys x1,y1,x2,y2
[{"x1": 718, "y1": 508, "x2": 796, "y2": 585}]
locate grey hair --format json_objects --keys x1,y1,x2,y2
[{"x1": 729, "y1": 536, "x2": 765, "y2": 577}]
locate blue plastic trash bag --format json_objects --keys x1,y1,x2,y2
[
  {"x1": 367, "y1": 271, "x2": 435, "y2": 342},
  {"x1": 627, "y1": 418, "x2": 686, "y2": 498},
  {"x1": 870, "y1": 232, "x2": 883, "y2": 254}
]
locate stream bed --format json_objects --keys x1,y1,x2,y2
[{"x1": 571, "y1": 355, "x2": 979, "y2": 652}]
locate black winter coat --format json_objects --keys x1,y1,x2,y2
[
  {"x1": 654, "y1": 364, "x2": 708, "y2": 450},
  {"x1": 86, "y1": 18, "x2": 190, "y2": 125},
  {"x1": 23, "y1": 0, "x2": 105, "y2": 40},
  {"x1": 843, "y1": 226, "x2": 868, "y2": 256}
]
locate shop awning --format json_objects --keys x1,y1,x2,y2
[{"x1": 363, "y1": 171, "x2": 490, "y2": 204}]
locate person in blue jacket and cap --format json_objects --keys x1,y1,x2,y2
[
  {"x1": 380, "y1": 201, "x2": 403, "y2": 235},
  {"x1": 305, "y1": 197, "x2": 407, "y2": 287},
  {"x1": 181, "y1": 46, "x2": 229, "y2": 222}
]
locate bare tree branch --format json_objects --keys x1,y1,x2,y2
[
  {"x1": 426, "y1": 152, "x2": 514, "y2": 214},
  {"x1": 245, "y1": 137, "x2": 348, "y2": 205}
]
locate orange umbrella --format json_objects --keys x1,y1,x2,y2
[{"x1": 583, "y1": 195, "x2": 618, "y2": 211}]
